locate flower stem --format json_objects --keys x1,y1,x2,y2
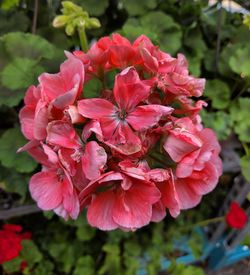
[
  {"x1": 193, "y1": 216, "x2": 225, "y2": 227},
  {"x1": 78, "y1": 27, "x2": 88, "y2": 52}
]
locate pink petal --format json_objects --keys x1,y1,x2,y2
[
  {"x1": 46, "y1": 121, "x2": 81, "y2": 149},
  {"x1": 187, "y1": 161, "x2": 220, "y2": 196},
  {"x1": 62, "y1": 188, "x2": 80, "y2": 220},
  {"x1": 29, "y1": 171, "x2": 63, "y2": 210},
  {"x1": 24, "y1": 85, "x2": 40, "y2": 105},
  {"x1": 52, "y1": 82, "x2": 80, "y2": 109},
  {"x1": 82, "y1": 120, "x2": 103, "y2": 141},
  {"x1": 106, "y1": 123, "x2": 142, "y2": 155},
  {"x1": 118, "y1": 160, "x2": 147, "y2": 181},
  {"x1": 78, "y1": 98, "x2": 116, "y2": 119},
  {"x1": 99, "y1": 117, "x2": 119, "y2": 140},
  {"x1": 175, "y1": 178, "x2": 202, "y2": 209},
  {"x1": 112, "y1": 188, "x2": 152, "y2": 229},
  {"x1": 41, "y1": 144, "x2": 59, "y2": 165},
  {"x1": 82, "y1": 141, "x2": 107, "y2": 180},
  {"x1": 87, "y1": 190, "x2": 118, "y2": 230},
  {"x1": 127, "y1": 105, "x2": 172, "y2": 131},
  {"x1": 60, "y1": 55, "x2": 85, "y2": 90},
  {"x1": 151, "y1": 201, "x2": 166, "y2": 222},
  {"x1": 79, "y1": 172, "x2": 123, "y2": 200},
  {"x1": 157, "y1": 175, "x2": 181, "y2": 218},
  {"x1": 39, "y1": 72, "x2": 65, "y2": 101},
  {"x1": 176, "y1": 150, "x2": 200, "y2": 178},
  {"x1": 33, "y1": 100, "x2": 48, "y2": 140},
  {"x1": 109, "y1": 45, "x2": 135, "y2": 68},
  {"x1": 19, "y1": 106, "x2": 35, "y2": 140},
  {"x1": 164, "y1": 133, "x2": 200, "y2": 162},
  {"x1": 39, "y1": 56, "x2": 84, "y2": 102},
  {"x1": 113, "y1": 67, "x2": 150, "y2": 111},
  {"x1": 140, "y1": 47, "x2": 159, "y2": 73},
  {"x1": 66, "y1": 105, "x2": 85, "y2": 124}
]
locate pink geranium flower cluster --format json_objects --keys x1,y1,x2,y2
[{"x1": 19, "y1": 34, "x2": 222, "y2": 231}]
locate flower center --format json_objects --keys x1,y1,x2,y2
[
  {"x1": 57, "y1": 168, "x2": 64, "y2": 182},
  {"x1": 118, "y1": 109, "x2": 127, "y2": 120}
]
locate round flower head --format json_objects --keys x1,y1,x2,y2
[{"x1": 19, "y1": 34, "x2": 222, "y2": 231}]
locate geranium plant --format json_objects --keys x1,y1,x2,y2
[{"x1": 18, "y1": 33, "x2": 222, "y2": 231}]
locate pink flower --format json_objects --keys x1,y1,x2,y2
[
  {"x1": 29, "y1": 144, "x2": 80, "y2": 220},
  {"x1": 80, "y1": 160, "x2": 161, "y2": 231},
  {"x1": 78, "y1": 67, "x2": 172, "y2": 155},
  {"x1": 164, "y1": 118, "x2": 222, "y2": 210},
  {"x1": 19, "y1": 55, "x2": 85, "y2": 141},
  {"x1": 18, "y1": 34, "x2": 222, "y2": 231},
  {"x1": 157, "y1": 54, "x2": 205, "y2": 97}
]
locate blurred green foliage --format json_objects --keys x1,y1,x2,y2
[{"x1": 0, "y1": 0, "x2": 250, "y2": 274}]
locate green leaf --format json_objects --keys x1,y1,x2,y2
[
  {"x1": 240, "y1": 155, "x2": 250, "y2": 181},
  {"x1": 84, "y1": 78, "x2": 102, "y2": 98},
  {"x1": 98, "y1": 244, "x2": 122, "y2": 275},
  {"x1": 0, "y1": 40, "x2": 9, "y2": 71},
  {"x1": 0, "y1": 127, "x2": 37, "y2": 173},
  {"x1": 48, "y1": 241, "x2": 84, "y2": 273},
  {"x1": 140, "y1": 11, "x2": 182, "y2": 55},
  {"x1": 76, "y1": 225, "x2": 96, "y2": 241},
  {"x1": 122, "y1": 0, "x2": 157, "y2": 16},
  {"x1": 3, "y1": 32, "x2": 56, "y2": 60},
  {"x1": 122, "y1": 12, "x2": 182, "y2": 55},
  {"x1": 0, "y1": 85, "x2": 25, "y2": 107},
  {"x1": 204, "y1": 79, "x2": 231, "y2": 109},
  {"x1": 75, "y1": 0, "x2": 109, "y2": 16},
  {"x1": 33, "y1": 260, "x2": 54, "y2": 275},
  {"x1": 201, "y1": 110, "x2": 233, "y2": 141},
  {"x1": 2, "y1": 256, "x2": 23, "y2": 273},
  {"x1": 0, "y1": 166, "x2": 29, "y2": 199},
  {"x1": 0, "y1": 11, "x2": 29, "y2": 35},
  {"x1": 1, "y1": 58, "x2": 44, "y2": 90},
  {"x1": 229, "y1": 47, "x2": 250, "y2": 77},
  {"x1": 73, "y1": 256, "x2": 95, "y2": 275},
  {"x1": 20, "y1": 240, "x2": 43, "y2": 268},
  {"x1": 1, "y1": 0, "x2": 20, "y2": 10},
  {"x1": 121, "y1": 19, "x2": 158, "y2": 43},
  {"x1": 230, "y1": 98, "x2": 250, "y2": 142}
]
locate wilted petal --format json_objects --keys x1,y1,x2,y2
[
  {"x1": 106, "y1": 123, "x2": 141, "y2": 155},
  {"x1": 47, "y1": 121, "x2": 81, "y2": 149}
]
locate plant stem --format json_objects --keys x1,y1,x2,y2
[
  {"x1": 32, "y1": 0, "x2": 39, "y2": 34},
  {"x1": 215, "y1": 0, "x2": 222, "y2": 74},
  {"x1": 193, "y1": 216, "x2": 225, "y2": 227},
  {"x1": 78, "y1": 27, "x2": 88, "y2": 52}
]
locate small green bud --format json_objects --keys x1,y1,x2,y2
[
  {"x1": 88, "y1": 18, "x2": 101, "y2": 29},
  {"x1": 75, "y1": 18, "x2": 86, "y2": 28},
  {"x1": 62, "y1": 1, "x2": 81, "y2": 14},
  {"x1": 52, "y1": 15, "x2": 69, "y2": 28},
  {"x1": 65, "y1": 23, "x2": 75, "y2": 36}
]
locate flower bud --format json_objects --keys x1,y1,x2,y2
[{"x1": 52, "y1": 15, "x2": 68, "y2": 28}]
